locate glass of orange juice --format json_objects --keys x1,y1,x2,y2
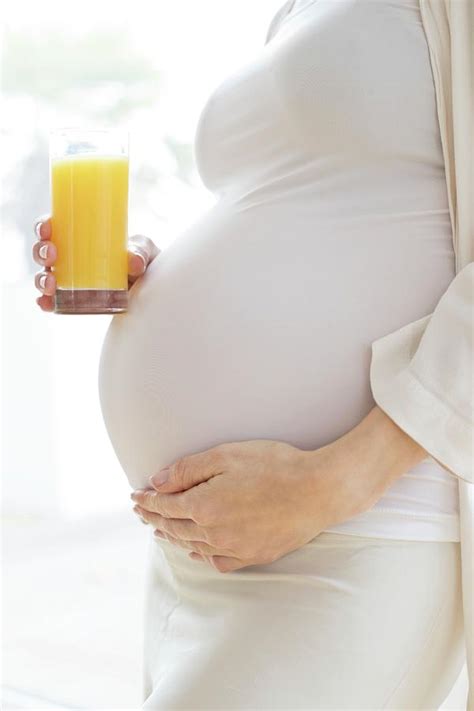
[{"x1": 49, "y1": 128, "x2": 129, "y2": 314}]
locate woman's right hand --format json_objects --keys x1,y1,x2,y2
[{"x1": 32, "y1": 215, "x2": 161, "y2": 312}]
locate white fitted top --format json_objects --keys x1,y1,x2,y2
[{"x1": 98, "y1": 0, "x2": 460, "y2": 541}]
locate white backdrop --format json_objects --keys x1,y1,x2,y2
[{"x1": 2, "y1": 0, "x2": 283, "y2": 519}]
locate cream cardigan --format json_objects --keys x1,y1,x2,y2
[
  {"x1": 371, "y1": 3, "x2": 473, "y2": 706},
  {"x1": 266, "y1": 1, "x2": 474, "y2": 707}
]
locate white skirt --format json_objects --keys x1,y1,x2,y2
[{"x1": 142, "y1": 531, "x2": 464, "y2": 710}]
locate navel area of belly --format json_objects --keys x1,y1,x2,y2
[
  {"x1": 98, "y1": 198, "x2": 453, "y2": 493},
  {"x1": 98, "y1": 216, "x2": 377, "y2": 492}
]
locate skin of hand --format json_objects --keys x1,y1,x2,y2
[
  {"x1": 32, "y1": 214, "x2": 161, "y2": 311},
  {"x1": 131, "y1": 405, "x2": 428, "y2": 573}
]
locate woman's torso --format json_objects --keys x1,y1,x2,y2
[{"x1": 98, "y1": 0, "x2": 459, "y2": 540}]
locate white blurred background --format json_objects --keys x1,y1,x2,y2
[
  {"x1": 1, "y1": 2, "x2": 282, "y2": 707},
  {"x1": 1, "y1": 0, "x2": 468, "y2": 708}
]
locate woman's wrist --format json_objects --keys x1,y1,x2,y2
[
  {"x1": 303, "y1": 405, "x2": 428, "y2": 527},
  {"x1": 358, "y1": 404, "x2": 427, "y2": 475},
  {"x1": 340, "y1": 405, "x2": 428, "y2": 510}
]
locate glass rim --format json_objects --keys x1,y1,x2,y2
[
  {"x1": 49, "y1": 127, "x2": 129, "y2": 137},
  {"x1": 49, "y1": 128, "x2": 130, "y2": 159}
]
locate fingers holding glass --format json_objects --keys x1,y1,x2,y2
[
  {"x1": 34, "y1": 215, "x2": 52, "y2": 241},
  {"x1": 35, "y1": 270, "x2": 56, "y2": 296}
]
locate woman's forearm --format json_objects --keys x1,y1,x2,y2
[
  {"x1": 351, "y1": 404, "x2": 428, "y2": 507},
  {"x1": 354, "y1": 404, "x2": 428, "y2": 486},
  {"x1": 307, "y1": 405, "x2": 429, "y2": 527}
]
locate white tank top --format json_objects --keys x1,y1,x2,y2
[{"x1": 98, "y1": 0, "x2": 460, "y2": 541}]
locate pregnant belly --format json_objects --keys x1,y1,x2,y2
[{"x1": 98, "y1": 200, "x2": 454, "y2": 491}]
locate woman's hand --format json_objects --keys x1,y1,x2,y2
[
  {"x1": 133, "y1": 439, "x2": 325, "y2": 573},
  {"x1": 131, "y1": 406, "x2": 427, "y2": 573},
  {"x1": 32, "y1": 214, "x2": 161, "y2": 311}
]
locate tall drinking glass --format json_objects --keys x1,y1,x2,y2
[{"x1": 49, "y1": 128, "x2": 129, "y2": 314}]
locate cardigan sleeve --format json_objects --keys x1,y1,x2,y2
[
  {"x1": 369, "y1": 262, "x2": 474, "y2": 483},
  {"x1": 370, "y1": 0, "x2": 474, "y2": 485}
]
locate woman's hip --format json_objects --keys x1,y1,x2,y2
[{"x1": 142, "y1": 531, "x2": 465, "y2": 709}]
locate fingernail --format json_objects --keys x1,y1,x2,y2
[
  {"x1": 150, "y1": 468, "x2": 170, "y2": 487},
  {"x1": 130, "y1": 249, "x2": 147, "y2": 270},
  {"x1": 133, "y1": 507, "x2": 148, "y2": 525},
  {"x1": 34, "y1": 221, "x2": 43, "y2": 239},
  {"x1": 130, "y1": 489, "x2": 146, "y2": 501},
  {"x1": 39, "y1": 244, "x2": 49, "y2": 259},
  {"x1": 189, "y1": 552, "x2": 204, "y2": 561},
  {"x1": 154, "y1": 530, "x2": 165, "y2": 538},
  {"x1": 39, "y1": 274, "x2": 48, "y2": 290}
]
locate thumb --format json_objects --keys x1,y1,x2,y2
[
  {"x1": 148, "y1": 448, "x2": 226, "y2": 492},
  {"x1": 128, "y1": 234, "x2": 161, "y2": 278}
]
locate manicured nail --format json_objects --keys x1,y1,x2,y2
[
  {"x1": 39, "y1": 274, "x2": 48, "y2": 290},
  {"x1": 153, "y1": 530, "x2": 165, "y2": 538},
  {"x1": 130, "y1": 489, "x2": 146, "y2": 501},
  {"x1": 132, "y1": 506, "x2": 148, "y2": 525},
  {"x1": 150, "y1": 468, "x2": 170, "y2": 487},
  {"x1": 130, "y1": 249, "x2": 147, "y2": 271},
  {"x1": 39, "y1": 244, "x2": 49, "y2": 259},
  {"x1": 189, "y1": 552, "x2": 204, "y2": 561}
]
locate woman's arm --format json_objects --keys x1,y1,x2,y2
[
  {"x1": 370, "y1": 262, "x2": 474, "y2": 484},
  {"x1": 131, "y1": 404, "x2": 430, "y2": 574},
  {"x1": 317, "y1": 404, "x2": 429, "y2": 526}
]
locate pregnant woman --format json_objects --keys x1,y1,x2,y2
[{"x1": 33, "y1": 0, "x2": 473, "y2": 708}]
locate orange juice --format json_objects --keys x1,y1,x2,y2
[{"x1": 51, "y1": 154, "x2": 129, "y2": 292}]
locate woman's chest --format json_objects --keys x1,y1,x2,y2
[{"x1": 195, "y1": 0, "x2": 438, "y2": 197}]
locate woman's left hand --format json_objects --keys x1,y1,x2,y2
[
  {"x1": 131, "y1": 407, "x2": 426, "y2": 572},
  {"x1": 131, "y1": 407, "x2": 426, "y2": 573}
]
